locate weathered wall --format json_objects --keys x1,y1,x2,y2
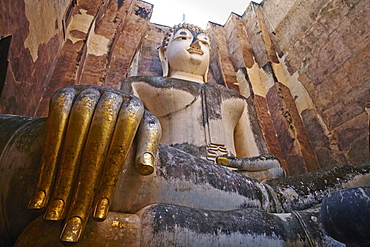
[
  {"x1": 34, "y1": 0, "x2": 156, "y2": 117},
  {"x1": 0, "y1": 0, "x2": 368, "y2": 173},
  {"x1": 0, "y1": 0, "x2": 70, "y2": 116},
  {"x1": 260, "y1": 0, "x2": 369, "y2": 166},
  {"x1": 222, "y1": 0, "x2": 369, "y2": 172}
]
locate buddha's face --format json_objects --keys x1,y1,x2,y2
[{"x1": 160, "y1": 27, "x2": 210, "y2": 82}]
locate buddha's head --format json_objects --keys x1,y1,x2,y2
[{"x1": 159, "y1": 24, "x2": 210, "y2": 83}]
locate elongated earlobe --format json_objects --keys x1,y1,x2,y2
[
  {"x1": 158, "y1": 47, "x2": 169, "y2": 77},
  {"x1": 203, "y1": 67, "x2": 208, "y2": 82}
]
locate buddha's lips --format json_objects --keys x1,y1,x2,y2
[{"x1": 187, "y1": 48, "x2": 204, "y2": 55}]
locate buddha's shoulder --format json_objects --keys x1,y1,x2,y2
[
  {"x1": 121, "y1": 76, "x2": 245, "y2": 100},
  {"x1": 120, "y1": 76, "x2": 202, "y2": 96},
  {"x1": 204, "y1": 82, "x2": 246, "y2": 101}
]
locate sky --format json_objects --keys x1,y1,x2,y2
[{"x1": 147, "y1": 0, "x2": 262, "y2": 29}]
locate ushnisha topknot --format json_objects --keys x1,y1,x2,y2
[{"x1": 161, "y1": 23, "x2": 205, "y2": 48}]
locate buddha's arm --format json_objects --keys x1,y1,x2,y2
[
  {"x1": 27, "y1": 85, "x2": 161, "y2": 243},
  {"x1": 221, "y1": 102, "x2": 284, "y2": 180},
  {"x1": 233, "y1": 101, "x2": 268, "y2": 158}
]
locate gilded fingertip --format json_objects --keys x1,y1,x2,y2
[
  {"x1": 93, "y1": 197, "x2": 109, "y2": 221},
  {"x1": 216, "y1": 156, "x2": 229, "y2": 165},
  {"x1": 44, "y1": 199, "x2": 65, "y2": 221},
  {"x1": 136, "y1": 152, "x2": 154, "y2": 175},
  {"x1": 27, "y1": 190, "x2": 46, "y2": 210},
  {"x1": 60, "y1": 216, "x2": 83, "y2": 243}
]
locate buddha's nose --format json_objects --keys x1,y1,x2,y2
[{"x1": 190, "y1": 39, "x2": 201, "y2": 50}]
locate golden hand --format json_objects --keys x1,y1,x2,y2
[
  {"x1": 216, "y1": 155, "x2": 285, "y2": 181},
  {"x1": 27, "y1": 85, "x2": 161, "y2": 243}
]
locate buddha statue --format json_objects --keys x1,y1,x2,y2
[
  {"x1": 0, "y1": 24, "x2": 369, "y2": 246},
  {"x1": 121, "y1": 24, "x2": 283, "y2": 178}
]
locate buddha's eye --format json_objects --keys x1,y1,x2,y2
[
  {"x1": 174, "y1": 29, "x2": 192, "y2": 41},
  {"x1": 176, "y1": 35, "x2": 190, "y2": 41},
  {"x1": 197, "y1": 35, "x2": 210, "y2": 46}
]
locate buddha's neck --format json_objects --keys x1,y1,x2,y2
[{"x1": 169, "y1": 71, "x2": 205, "y2": 83}]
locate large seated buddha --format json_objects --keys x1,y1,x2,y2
[{"x1": 0, "y1": 24, "x2": 369, "y2": 246}]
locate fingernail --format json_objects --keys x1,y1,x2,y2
[
  {"x1": 93, "y1": 198, "x2": 109, "y2": 221},
  {"x1": 44, "y1": 199, "x2": 65, "y2": 221},
  {"x1": 216, "y1": 156, "x2": 229, "y2": 164},
  {"x1": 27, "y1": 190, "x2": 46, "y2": 209},
  {"x1": 60, "y1": 216, "x2": 83, "y2": 243},
  {"x1": 136, "y1": 152, "x2": 154, "y2": 175}
]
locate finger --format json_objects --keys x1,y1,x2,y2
[
  {"x1": 240, "y1": 167, "x2": 285, "y2": 181},
  {"x1": 28, "y1": 87, "x2": 77, "y2": 210},
  {"x1": 44, "y1": 88, "x2": 101, "y2": 221},
  {"x1": 135, "y1": 110, "x2": 162, "y2": 175},
  {"x1": 93, "y1": 97, "x2": 144, "y2": 221},
  {"x1": 59, "y1": 91, "x2": 123, "y2": 243},
  {"x1": 216, "y1": 155, "x2": 281, "y2": 171}
]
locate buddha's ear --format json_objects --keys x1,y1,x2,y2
[
  {"x1": 203, "y1": 67, "x2": 208, "y2": 83},
  {"x1": 158, "y1": 47, "x2": 169, "y2": 77}
]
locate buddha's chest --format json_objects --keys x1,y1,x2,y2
[
  {"x1": 132, "y1": 81, "x2": 244, "y2": 123},
  {"x1": 131, "y1": 81, "x2": 246, "y2": 158}
]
